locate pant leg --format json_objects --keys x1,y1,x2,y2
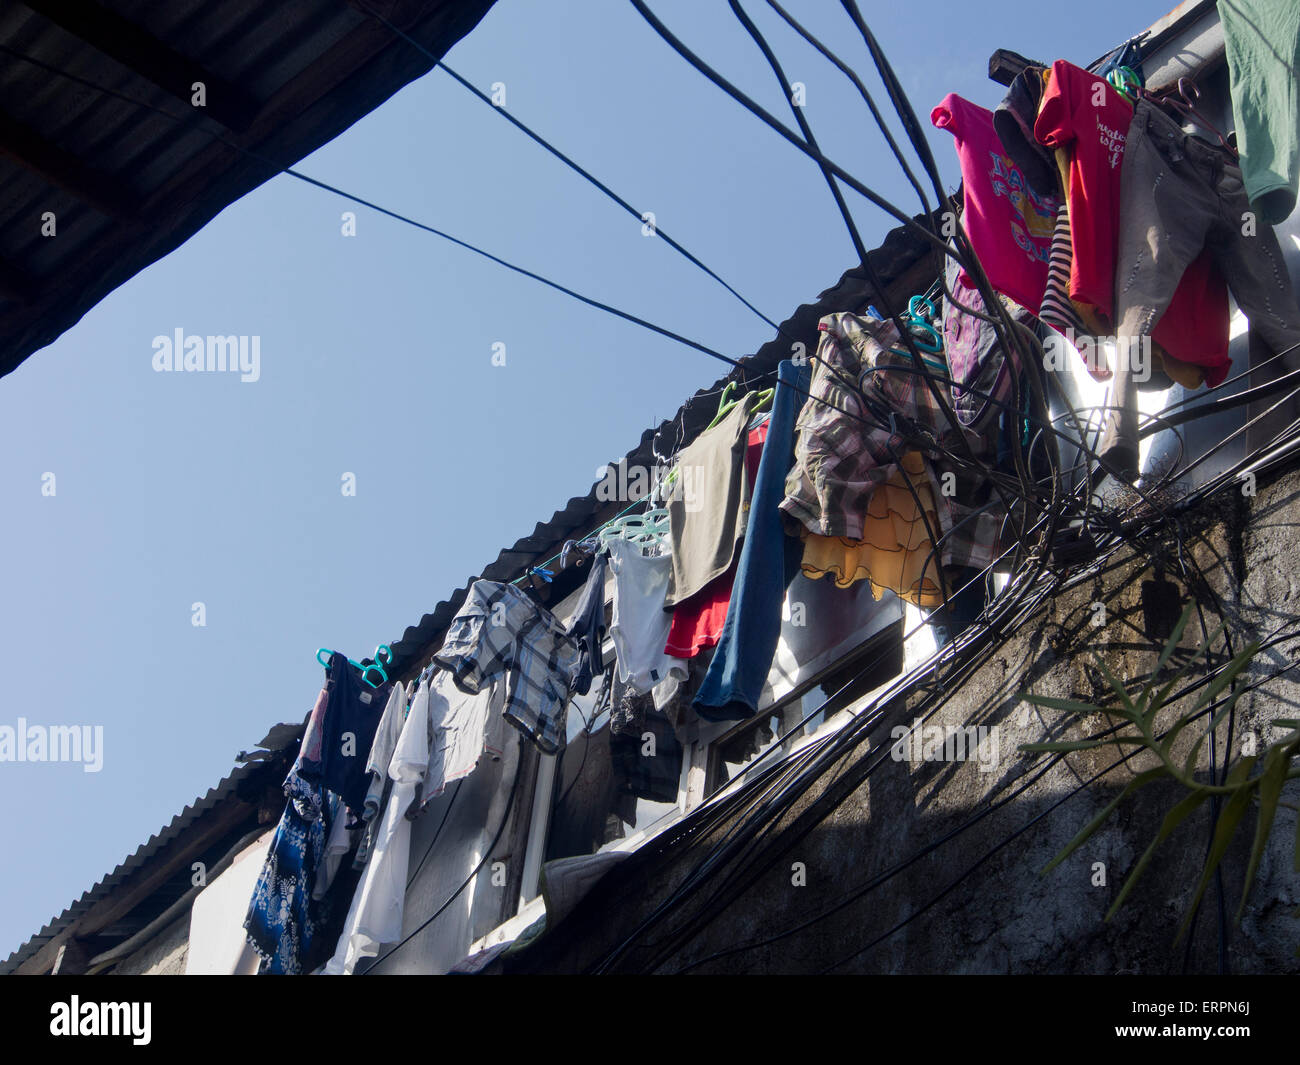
[
  {"x1": 694, "y1": 359, "x2": 810, "y2": 722},
  {"x1": 1208, "y1": 159, "x2": 1300, "y2": 454},
  {"x1": 1105, "y1": 100, "x2": 1219, "y2": 481}
]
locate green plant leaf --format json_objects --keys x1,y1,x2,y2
[
  {"x1": 1175, "y1": 757, "x2": 1259, "y2": 944},
  {"x1": 1190, "y1": 640, "x2": 1261, "y2": 720},
  {"x1": 1018, "y1": 693, "x2": 1107, "y2": 716},
  {"x1": 1153, "y1": 603, "x2": 1195, "y2": 677},
  {"x1": 1040, "y1": 767, "x2": 1167, "y2": 875},
  {"x1": 1019, "y1": 739, "x2": 1136, "y2": 753},
  {"x1": 1089, "y1": 652, "x2": 1142, "y2": 721},
  {"x1": 1106, "y1": 788, "x2": 1212, "y2": 921},
  {"x1": 1238, "y1": 745, "x2": 1287, "y2": 922},
  {"x1": 1182, "y1": 643, "x2": 1261, "y2": 776}
]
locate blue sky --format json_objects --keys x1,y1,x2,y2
[{"x1": 0, "y1": 0, "x2": 1171, "y2": 958}]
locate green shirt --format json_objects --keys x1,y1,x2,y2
[{"x1": 1220, "y1": 0, "x2": 1300, "y2": 224}]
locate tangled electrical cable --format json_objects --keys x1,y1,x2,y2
[
  {"x1": 8, "y1": 0, "x2": 1297, "y2": 975},
  {"x1": 528, "y1": 0, "x2": 1300, "y2": 976}
]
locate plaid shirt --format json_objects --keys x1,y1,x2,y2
[
  {"x1": 434, "y1": 580, "x2": 582, "y2": 756},
  {"x1": 781, "y1": 312, "x2": 1005, "y2": 572}
]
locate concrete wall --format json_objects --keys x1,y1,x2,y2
[
  {"x1": 502, "y1": 466, "x2": 1300, "y2": 974},
  {"x1": 114, "y1": 915, "x2": 189, "y2": 976}
]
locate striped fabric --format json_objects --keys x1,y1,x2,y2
[{"x1": 1039, "y1": 202, "x2": 1090, "y2": 337}]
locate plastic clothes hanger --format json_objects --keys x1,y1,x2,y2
[
  {"x1": 1107, "y1": 65, "x2": 1141, "y2": 103},
  {"x1": 705, "y1": 381, "x2": 742, "y2": 430},
  {"x1": 598, "y1": 511, "x2": 670, "y2": 550},
  {"x1": 749, "y1": 386, "x2": 774, "y2": 414},
  {"x1": 315, "y1": 644, "x2": 393, "y2": 687},
  {"x1": 884, "y1": 295, "x2": 945, "y2": 369}
]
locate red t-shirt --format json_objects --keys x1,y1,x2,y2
[
  {"x1": 1035, "y1": 60, "x2": 1131, "y2": 318},
  {"x1": 1036, "y1": 60, "x2": 1228, "y2": 379},
  {"x1": 664, "y1": 420, "x2": 768, "y2": 658}
]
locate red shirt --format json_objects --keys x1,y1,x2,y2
[{"x1": 1035, "y1": 60, "x2": 1130, "y2": 319}]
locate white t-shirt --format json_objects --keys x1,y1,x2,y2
[
  {"x1": 425, "y1": 671, "x2": 506, "y2": 802},
  {"x1": 608, "y1": 539, "x2": 687, "y2": 693}
]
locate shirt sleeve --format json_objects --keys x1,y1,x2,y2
[
  {"x1": 930, "y1": 92, "x2": 959, "y2": 134},
  {"x1": 1033, "y1": 60, "x2": 1073, "y2": 148}
]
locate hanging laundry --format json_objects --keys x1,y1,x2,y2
[
  {"x1": 797, "y1": 450, "x2": 945, "y2": 606},
  {"x1": 353, "y1": 681, "x2": 411, "y2": 869},
  {"x1": 297, "y1": 651, "x2": 393, "y2": 815},
  {"x1": 434, "y1": 579, "x2": 583, "y2": 756},
  {"x1": 316, "y1": 805, "x2": 360, "y2": 899},
  {"x1": 564, "y1": 549, "x2": 608, "y2": 695},
  {"x1": 1102, "y1": 96, "x2": 1300, "y2": 478},
  {"x1": 610, "y1": 671, "x2": 654, "y2": 738},
  {"x1": 664, "y1": 389, "x2": 762, "y2": 607},
  {"x1": 1221, "y1": 0, "x2": 1300, "y2": 225},
  {"x1": 694, "y1": 358, "x2": 810, "y2": 723},
  {"x1": 323, "y1": 674, "x2": 436, "y2": 975},
  {"x1": 992, "y1": 64, "x2": 1058, "y2": 199},
  {"x1": 941, "y1": 249, "x2": 1035, "y2": 433},
  {"x1": 931, "y1": 93, "x2": 1060, "y2": 311},
  {"x1": 1033, "y1": 59, "x2": 1230, "y2": 382},
  {"x1": 609, "y1": 705, "x2": 683, "y2": 806},
  {"x1": 607, "y1": 537, "x2": 688, "y2": 694},
  {"x1": 244, "y1": 762, "x2": 344, "y2": 975},
  {"x1": 423, "y1": 669, "x2": 508, "y2": 803},
  {"x1": 651, "y1": 642, "x2": 717, "y2": 727},
  {"x1": 1034, "y1": 60, "x2": 1133, "y2": 322},
  {"x1": 783, "y1": 312, "x2": 1007, "y2": 585},
  {"x1": 663, "y1": 419, "x2": 768, "y2": 658}
]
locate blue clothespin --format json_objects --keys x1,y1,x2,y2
[{"x1": 529, "y1": 566, "x2": 554, "y2": 584}]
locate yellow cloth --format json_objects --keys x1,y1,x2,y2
[{"x1": 799, "y1": 452, "x2": 945, "y2": 607}]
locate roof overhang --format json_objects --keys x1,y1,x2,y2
[{"x1": 0, "y1": 0, "x2": 496, "y2": 380}]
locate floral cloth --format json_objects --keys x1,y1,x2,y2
[{"x1": 244, "y1": 763, "x2": 340, "y2": 975}]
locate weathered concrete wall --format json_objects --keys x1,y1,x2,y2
[
  {"x1": 115, "y1": 914, "x2": 188, "y2": 976},
  {"x1": 504, "y1": 467, "x2": 1300, "y2": 974}
]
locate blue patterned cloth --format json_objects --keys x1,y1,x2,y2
[{"x1": 244, "y1": 765, "x2": 339, "y2": 975}]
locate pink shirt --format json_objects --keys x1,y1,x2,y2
[{"x1": 932, "y1": 93, "x2": 1060, "y2": 311}]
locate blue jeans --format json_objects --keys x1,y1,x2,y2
[{"x1": 694, "y1": 359, "x2": 810, "y2": 721}]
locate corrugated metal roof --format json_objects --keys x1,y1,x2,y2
[
  {"x1": 0, "y1": 723, "x2": 302, "y2": 974},
  {"x1": 0, "y1": 0, "x2": 496, "y2": 378}
]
